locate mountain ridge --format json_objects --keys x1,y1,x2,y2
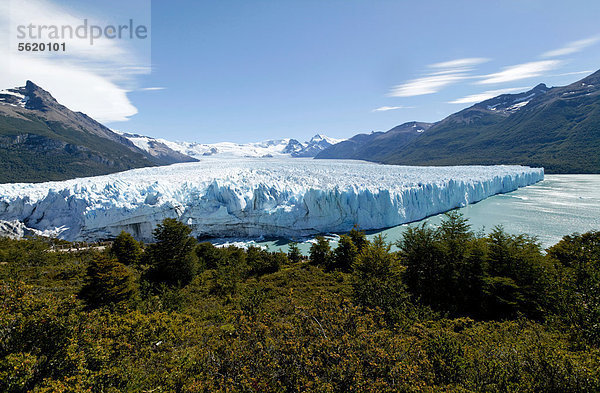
[
  {"x1": 0, "y1": 81, "x2": 197, "y2": 183},
  {"x1": 317, "y1": 70, "x2": 600, "y2": 173}
]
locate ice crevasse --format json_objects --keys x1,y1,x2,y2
[{"x1": 0, "y1": 158, "x2": 544, "y2": 242}]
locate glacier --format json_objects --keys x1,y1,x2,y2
[{"x1": 0, "y1": 158, "x2": 544, "y2": 242}]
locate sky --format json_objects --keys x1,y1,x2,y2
[{"x1": 1, "y1": 0, "x2": 600, "y2": 143}]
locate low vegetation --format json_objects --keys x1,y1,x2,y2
[{"x1": 1, "y1": 213, "x2": 599, "y2": 392}]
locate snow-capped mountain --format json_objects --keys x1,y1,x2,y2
[
  {"x1": 119, "y1": 133, "x2": 345, "y2": 159},
  {"x1": 291, "y1": 134, "x2": 343, "y2": 157}
]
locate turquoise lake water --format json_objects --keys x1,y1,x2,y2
[{"x1": 219, "y1": 175, "x2": 600, "y2": 253}]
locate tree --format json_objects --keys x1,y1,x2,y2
[
  {"x1": 352, "y1": 236, "x2": 410, "y2": 322},
  {"x1": 332, "y1": 235, "x2": 358, "y2": 272},
  {"x1": 483, "y1": 227, "x2": 548, "y2": 320},
  {"x1": 211, "y1": 248, "x2": 248, "y2": 297},
  {"x1": 111, "y1": 231, "x2": 142, "y2": 265},
  {"x1": 195, "y1": 242, "x2": 225, "y2": 271},
  {"x1": 309, "y1": 236, "x2": 332, "y2": 267},
  {"x1": 287, "y1": 242, "x2": 302, "y2": 264},
  {"x1": 145, "y1": 218, "x2": 198, "y2": 286},
  {"x1": 548, "y1": 231, "x2": 600, "y2": 345},
  {"x1": 79, "y1": 254, "x2": 137, "y2": 308},
  {"x1": 398, "y1": 223, "x2": 442, "y2": 306},
  {"x1": 399, "y1": 213, "x2": 486, "y2": 316},
  {"x1": 348, "y1": 227, "x2": 368, "y2": 253}
]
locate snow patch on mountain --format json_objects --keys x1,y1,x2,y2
[
  {"x1": 0, "y1": 89, "x2": 29, "y2": 108},
  {"x1": 0, "y1": 158, "x2": 544, "y2": 242},
  {"x1": 481, "y1": 84, "x2": 548, "y2": 114}
]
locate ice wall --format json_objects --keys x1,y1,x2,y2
[{"x1": 0, "y1": 159, "x2": 544, "y2": 241}]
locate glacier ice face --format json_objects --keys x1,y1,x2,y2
[{"x1": 0, "y1": 158, "x2": 544, "y2": 242}]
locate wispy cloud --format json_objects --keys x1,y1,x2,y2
[
  {"x1": 388, "y1": 57, "x2": 489, "y2": 97},
  {"x1": 548, "y1": 70, "x2": 593, "y2": 78},
  {"x1": 542, "y1": 36, "x2": 600, "y2": 57},
  {"x1": 429, "y1": 57, "x2": 490, "y2": 69},
  {"x1": 389, "y1": 73, "x2": 469, "y2": 97},
  {"x1": 448, "y1": 87, "x2": 528, "y2": 104},
  {"x1": 372, "y1": 105, "x2": 413, "y2": 112},
  {"x1": 477, "y1": 60, "x2": 562, "y2": 84},
  {"x1": 138, "y1": 87, "x2": 166, "y2": 91}
]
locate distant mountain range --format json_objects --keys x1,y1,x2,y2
[
  {"x1": 3, "y1": 69, "x2": 598, "y2": 183},
  {"x1": 0, "y1": 81, "x2": 343, "y2": 183},
  {"x1": 0, "y1": 81, "x2": 195, "y2": 183},
  {"x1": 317, "y1": 70, "x2": 600, "y2": 173},
  {"x1": 120, "y1": 133, "x2": 343, "y2": 159}
]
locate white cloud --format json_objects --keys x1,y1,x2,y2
[
  {"x1": 542, "y1": 36, "x2": 600, "y2": 57},
  {"x1": 372, "y1": 105, "x2": 412, "y2": 112},
  {"x1": 549, "y1": 70, "x2": 593, "y2": 78},
  {"x1": 448, "y1": 87, "x2": 528, "y2": 104},
  {"x1": 477, "y1": 60, "x2": 562, "y2": 84},
  {"x1": 388, "y1": 57, "x2": 488, "y2": 97},
  {"x1": 389, "y1": 73, "x2": 470, "y2": 97},
  {"x1": 0, "y1": 0, "x2": 150, "y2": 123},
  {"x1": 138, "y1": 87, "x2": 166, "y2": 91},
  {"x1": 429, "y1": 57, "x2": 490, "y2": 69}
]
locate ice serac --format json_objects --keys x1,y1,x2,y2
[{"x1": 0, "y1": 159, "x2": 544, "y2": 242}]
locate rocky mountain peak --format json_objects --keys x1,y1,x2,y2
[
  {"x1": 21, "y1": 80, "x2": 60, "y2": 111},
  {"x1": 0, "y1": 81, "x2": 60, "y2": 111}
]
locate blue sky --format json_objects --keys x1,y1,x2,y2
[{"x1": 2, "y1": 0, "x2": 600, "y2": 143}]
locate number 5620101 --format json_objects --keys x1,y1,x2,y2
[{"x1": 18, "y1": 42, "x2": 66, "y2": 52}]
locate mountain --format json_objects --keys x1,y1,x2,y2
[
  {"x1": 315, "y1": 122, "x2": 433, "y2": 160},
  {"x1": 122, "y1": 133, "x2": 345, "y2": 159},
  {"x1": 0, "y1": 81, "x2": 196, "y2": 183},
  {"x1": 115, "y1": 132, "x2": 205, "y2": 164},
  {"x1": 291, "y1": 134, "x2": 343, "y2": 157},
  {"x1": 317, "y1": 70, "x2": 600, "y2": 173}
]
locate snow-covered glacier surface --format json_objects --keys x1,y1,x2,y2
[{"x1": 0, "y1": 159, "x2": 544, "y2": 242}]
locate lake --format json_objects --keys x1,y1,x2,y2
[{"x1": 244, "y1": 175, "x2": 600, "y2": 253}]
